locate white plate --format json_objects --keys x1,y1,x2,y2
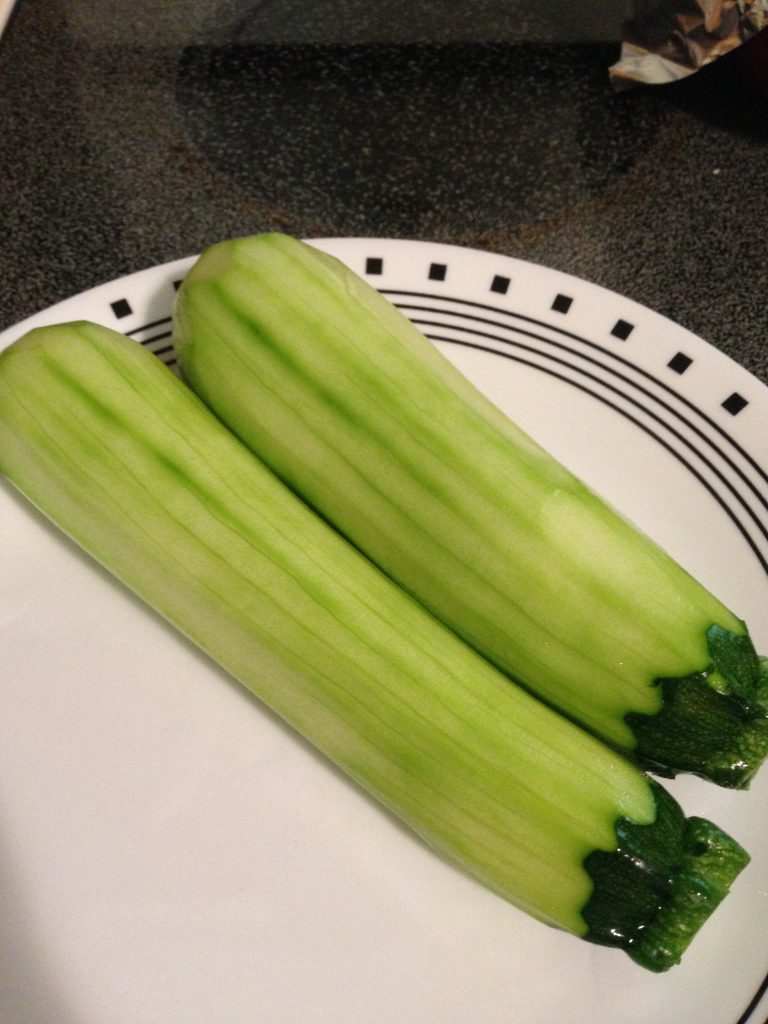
[{"x1": 2, "y1": 239, "x2": 768, "y2": 1024}]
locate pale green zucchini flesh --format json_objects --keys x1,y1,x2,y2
[
  {"x1": 0, "y1": 322, "x2": 749, "y2": 970},
  {"x1": 172, "y1": 232, "x2": 768, "y2": 788}
]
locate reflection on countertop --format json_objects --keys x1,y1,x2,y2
[{"x1": 0, "y1": 1, "x2": 767, "y2": 382}]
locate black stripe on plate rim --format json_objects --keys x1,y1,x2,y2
[
  {"x1": 127, "y1": 315, "x2": 172, "y2": 337},
  {"x1": 734, "y1": 970, "x2": 768, "y2": 1024},
  {"x1": 406, "y1": 309, "x2": 767, "y2": 510},
  {"x1": 383, "y1": 291, "x2": 766, "y2": 489},
  {"x1": 426, "y1": 333, "x2": 768, "y2": 579},
  {"x1": 390, "y1": 294, "x2": 768, "y2": 556},
  {"x1": 411, "y1": 317, "x2": 768, "y2": 556},
  {"x1": 137, "y1": 330, "x2": 173, "y2": 348}
]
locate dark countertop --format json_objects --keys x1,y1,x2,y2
[{"x1": 1, "y1": 1, "x2": 767, "y2": 381}]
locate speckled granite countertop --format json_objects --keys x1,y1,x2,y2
[{"x1": 1, "y1": 1, "x2": 766, "y2": 381}]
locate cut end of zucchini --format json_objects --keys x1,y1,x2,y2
[
  {"x1": 628, "y1": 625, "x2": 768, "y2": 789},
  {"x1": 629, "y1": 817, "x2": 750, "y2": 972},
  {"x1": 582, "y1": 782, "x2": 749, "y2": 971}
]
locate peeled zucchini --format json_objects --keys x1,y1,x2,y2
[
  {"x1": 0, "y1": 321, "x2": 749, "y2": 970},
  {"x1": 173, "y1": 232, "x2": 768, "y2": 788}
]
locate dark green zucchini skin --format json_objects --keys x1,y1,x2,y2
[
  {"x1": 172, "y1": 231, "x2": 768, "y2": 788},
  {"x1": 583, "y1": 781, "x2": 749, "y2": 972},
  {"x1": 0, "y1": 321, "x2": 751, "y2": 972},
  {"x1": 628, "y1": 627, "x2": 768, "y2": 789}
]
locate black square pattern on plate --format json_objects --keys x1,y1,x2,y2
[
  {"x1": 551, "y1": 293, "x2": 573, "y2": 314},
  {"x1": 611, "y1": 318, "x2": 634, "y2": 341},
  {"x1": 490, "y1": 274, "x2": 510, "y2": 295},
  {"x1": 429, "y1": 262, "x2": 447, "y2": 281},
  {"x1": 722, "y1": 392, "x2": 748, "y2": 415},
  {"x1": 366, "y1": 257, "x2": 383, "y2": 275},
  {"x1": 668, "y1": 352, "x2": 693, "y2": 374},
  {"x1": 111, "y1": 298, "x2": 133, "y2": 319}
]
